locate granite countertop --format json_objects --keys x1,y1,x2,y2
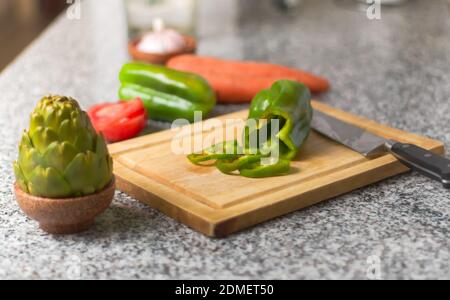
[{"x1": 0, "y1": 0, "x2": 449, "y2": 280}]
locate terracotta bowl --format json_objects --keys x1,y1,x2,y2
[
  {"x1": 128, "y1": 35, "x2": 197, "y2": 65},
  {"x1": 14, "y1": 177, "x2": 115, "y2": 234}
]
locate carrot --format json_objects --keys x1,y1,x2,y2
[{"x1": 167, "y1": 55, "x2": 330, "y2": 103}]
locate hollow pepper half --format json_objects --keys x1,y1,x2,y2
[
  {"x1": 119, "y1": 62, "x2": 216, "y2": 122},
  {"x1": 188, "y1": 80, "x2": 313, "y2": 178}
]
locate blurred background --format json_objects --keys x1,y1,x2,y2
[
  {"x1": 0, "y1": 0, "x2": 65, "y2": 70},
  {"x1": 0, "y1": 0, "x2": 428, "y2": 71}
]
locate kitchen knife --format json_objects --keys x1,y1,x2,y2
[{"x1": 311, "y1": 110, "x2": 450, "y2": 188}]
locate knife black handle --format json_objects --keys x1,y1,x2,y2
[{"x1": 389, "y1": 143, "x2": 450, "y2": 189}]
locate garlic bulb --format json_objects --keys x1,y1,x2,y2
[{"x1": 137, "y1": 19, "x2": 186, "y2": 54}]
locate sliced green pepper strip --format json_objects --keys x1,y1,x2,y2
[
  {"x1": 119, "y1": 62, "x2": 216, "y2": 122},
  {"x1": 187, "y1": 141, "x2": 242, "y2": 165},
  {"x1": 187, "y1": 80, "x2": 312, "y2": 178},
  {"x1": 216, "y1": 155, "x2": 262, "y2": 174}
]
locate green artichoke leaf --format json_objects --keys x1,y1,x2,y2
[
  {"x1": 42, "y1": 141, "x2": 78, "y2": 174},
  {"x1": 70, "y1": 110, "x2": 83, "y2": 129},
  {"x1": 94, "y1": 134, "x2": 108, "y2": 158},
  {"x1": 58, "y1": 119, "x2": 76, "y2": 145},
  {"x1": 14, "y1": 95, "x2": 114, "y2": 198},
  {"x1": 94, "y1": 135, "x2": 113, "y2": 189},
  {"x1": 81, "y1": 111, "x2": 94, "y2": 130},
  {"x1": 19, "y1": 131, "x2": 33, "y2": 149},
  {"x1": 13, "y1": 161, "x2": 29, "y2": 193},
  {"x1": 95, "y1": 155, "x2": 113, "y2": 190},
  {"x1": 27, "y1": 166, "x2": 72, "y2": 198},
  {"x1": 56, "y1": 104, "x2": 72, "y2": 123},
  {"x1": 42, "y1": 106, "x2": 60, "y2": 132},
  {"x1": 29, "y1": 112, "x2": 45, "y2": 137},
  {"x1": 64, "y1": 152, "x2": 98, "y2": 196},
  {"x1": 30, "y1": 127, "x2": 59, "y2": 154},
  {"x1": 18, "y1": 140, "x2": 42, "y2": 181},
  {"x1": 73, "y1": 128, "x2": 95, "y2": 154}
]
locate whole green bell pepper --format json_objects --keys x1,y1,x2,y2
[
  {"x1": 245, "y1": 79, "x2": 313, "y2": 160},
  {"x1": 119, "y1": 62, "x2": 216, "y2": 122},
  {"x1": 188, "y1": 80, "x2": 313, "y2": 178}
]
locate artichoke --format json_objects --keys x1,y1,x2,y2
[{"x1": 13, "y1": 95, "x2": 113, "y2": 198}]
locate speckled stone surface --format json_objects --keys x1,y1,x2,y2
[{"x1": 0, "y1": 0, "x2": 449, "y2": 280}]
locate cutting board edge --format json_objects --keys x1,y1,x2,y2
[
  {"x1": 115, "y1": 155, "x2": 410, "y2": 237},
  {"x1": 113, "y1": 160, "x2": 222, "y2": 236},
  {"x1": 109, "y1": 100, "x2": 447, "y2": 237},
  {"x1": 113, "y1": 139, "x2": 443, "y2": 237},
  {"x1": 211, "y1": 150, "x2": 440, "y2": 237},
  {"x1": 212, "y1": 140, "x2": 445, "y2": 237}
]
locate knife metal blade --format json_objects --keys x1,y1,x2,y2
[
  {"x1": 311, "y1": 109, "x2": 392, "y2": 158},
  {"x1": 311, "y1": 109, "x2": 450, "y2": 189}
]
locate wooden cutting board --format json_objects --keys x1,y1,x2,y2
[{"x1": 108, "y1": 101, "x2": 444, "y2": 237}]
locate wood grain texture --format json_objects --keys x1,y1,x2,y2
[{"x1": 108, "y1": 101, "x2": 445, "y2": 237}]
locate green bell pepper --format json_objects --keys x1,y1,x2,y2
[
  {"x1": 119, "y1": 62, "x2": 216, "y2": 122},
  {"x1": 245, "y1": 79, "x2": 313, "y2": 160},
  {"x1": 187, "y1": 80, "x2": 313, "y2": 178}
]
